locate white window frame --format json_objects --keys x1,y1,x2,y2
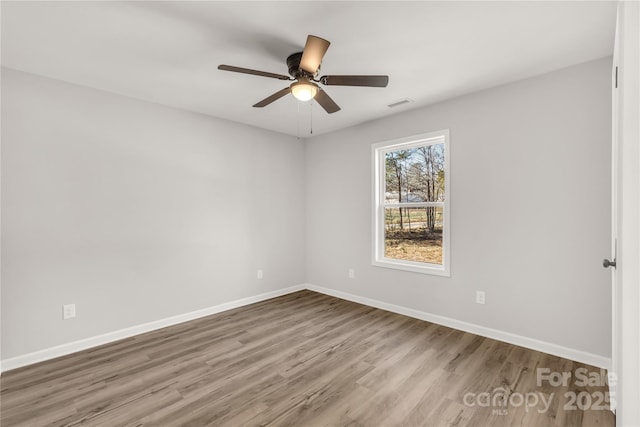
[{"x1": 371, "y1": 129, "x2": 450, "y2": 276}]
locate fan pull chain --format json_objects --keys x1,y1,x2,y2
[
  {"x1": 310, "y1": 101, "x2": 313, "y2": 135},
  {"x1": 297, "y1": 101, "x2": 301, "y2": 138}
]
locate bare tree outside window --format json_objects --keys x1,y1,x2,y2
[{"x1": 382, "y1": 143, "x2": 445, "y2": 265}]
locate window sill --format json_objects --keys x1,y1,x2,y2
[{"x1": 372, "y1": 258, "x2": 450, "y2": 277}]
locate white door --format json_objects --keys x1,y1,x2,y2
[{"x1": 612, "y1": 3, "x2": 640, "y2": 424}]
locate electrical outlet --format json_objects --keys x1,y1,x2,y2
[
  {"x1": 348, "y1": 269, "x2": 355, "y2": 279},
  {"x1": 257, "y1": 269, "x2": 263, "y2": 279},
  {"x1": 63, "y1": 304, "x2": 76, "y2": 319},
  {"x1": 476, "y1": 291, "x2": 486, "y2": 305}
]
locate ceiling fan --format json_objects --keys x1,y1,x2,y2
[{"x1": 218, "y1": 35, "x2": 389, "y2": 114}]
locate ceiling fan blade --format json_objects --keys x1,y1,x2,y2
[
  {"x1": 299, "y1": 35, "x2": 330, "y2": 74},
  {"x1": 321, "y1": 75, "x2": 389, "y2": 87},
  {"x1": 314, "y1": 89, "x2": 340, "y2": 114},
  {"x1": 253, "y1": 87, "x2": 291, "y2": 108},
  {"x1": 218, "y1": 65, "x2": 292, "y2": 81}
]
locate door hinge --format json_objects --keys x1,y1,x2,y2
[{"x1": 615, "y1": 66, "x2": 618, "y2": 89}]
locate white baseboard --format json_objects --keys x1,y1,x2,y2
[
  {"x1": 2, "y1": 282, "x2": 611, "y2": 373},
  {"x1": 0, "y1": 284, "x2": 306, "y2": 373},
  {"x1": 305, "y1": 284, "x2": 612, "y2": 370}
]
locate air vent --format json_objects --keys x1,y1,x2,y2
[{"x1": 387, "y1": 98, "x2": 412, "y2": 108}]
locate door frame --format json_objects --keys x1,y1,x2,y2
[{"x1": 609, "y1": 8, "x2": 619, "y2": 410}]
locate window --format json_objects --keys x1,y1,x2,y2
[{"x1": 372, "y1": 130, "x2": 450, "y2": 276}]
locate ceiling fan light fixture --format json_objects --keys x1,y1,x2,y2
[
  {"x1": 291, "y1": 80, "x2": 319, "y2": 101},
  {"x1": 218, "y1": 34, "x2": 389, "y2": 113}
]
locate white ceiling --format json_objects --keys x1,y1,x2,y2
[{"x1": 1, "y1": 1, "x2": 616, "y2": 137}]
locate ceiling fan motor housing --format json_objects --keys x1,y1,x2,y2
[{"x1": 287, "y1": 52, "x2": 317, "y2": 78}]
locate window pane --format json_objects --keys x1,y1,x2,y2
[
  {"x1": 384, "y1": 206, "x2": 443, "y2": 264},
  {"x1": 384, "y1": 144, "x2": 445, "y2": 205}
]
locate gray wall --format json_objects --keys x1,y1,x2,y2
[
  {"x1": 1, "y1": 68, "x2": 306, "y2": 360},
  {"x1": 305, "y1": 58, "x2": 612, "y2": 358}
]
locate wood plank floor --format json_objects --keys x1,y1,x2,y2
[{"x1": 1, "y1": 290, "x2": 614, "y2": 426}]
